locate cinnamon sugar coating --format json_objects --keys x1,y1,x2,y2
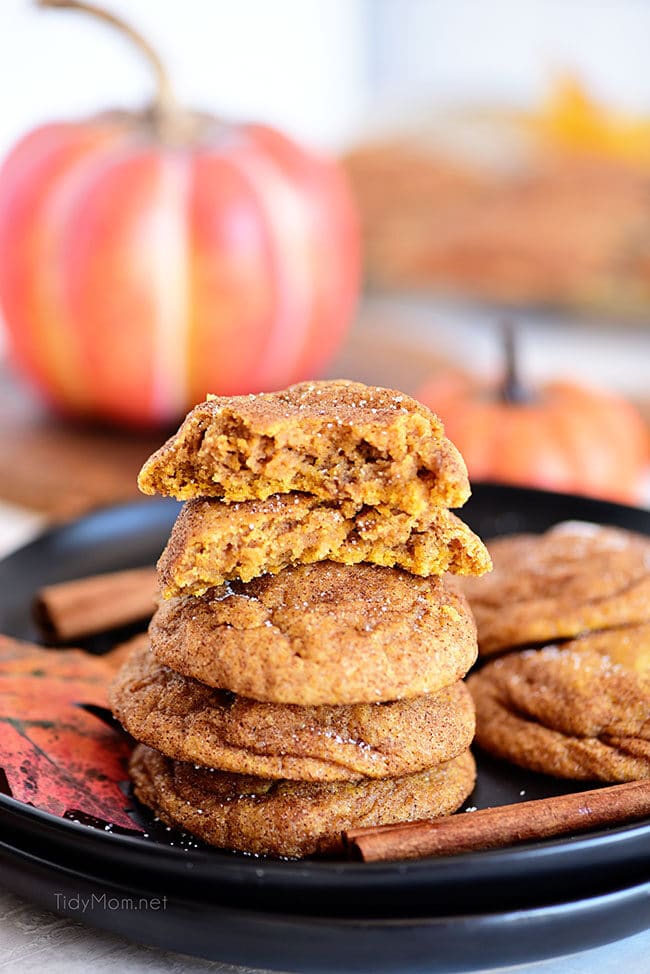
[
  {"x1": 111, "y1": 636, "x2": 475, "y2": 781},
  {"x1": 149, "y1": 561, "x2": 477, "y2": 705},
  {"x1": 129, "y1": 744, "x2": 476, "y2": 857},
  {"x1": 459, "y1": 522, "x2": 650, "y2": 656},
  {"x1": 137, "y1": 380, "x2": 470, "y2": 515},
  {"x1": 469, "y1": 622, "x2": 650, "y2": 781}
]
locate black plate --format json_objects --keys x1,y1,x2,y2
[{"x1": 1, "y1": 484, "x2": 650, "y2": 972}]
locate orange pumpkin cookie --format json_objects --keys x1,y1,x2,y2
[
  {"x1": 158, "y1": 494, "x2": 491, "y2": 598},
  {"x1": 469, "y1": 622, "x2": 650, "y2": 781},
  {"x1": 459, "y1": 522, "x2": 650, "y2": 656},
  {"x1": 129, "y1": 744, "x2": 476, "y2": 857},
  {"x1": 149, "y1": 561, "x2": 477, "y2": 705},
  {"x1": 137, "y1": 380, "x2": 470, "y2": 515},
  {"x1": 111, "y1": 636, "x2": 475, "y2": 781}
]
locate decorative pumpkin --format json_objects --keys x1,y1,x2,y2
[
  {"x1": 0, "y1": 0, "x2": 359, "y2": 427},
  {"x1": 417, "y1": 325, "x2": 649, "y2": 505}
]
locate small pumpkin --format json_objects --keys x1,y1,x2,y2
[
  {"x1": 417, "y1": 324, "x2": 649, "y2": 504},
  {"x1": 0, "y1": 0, "x2": 359, "y2": 428}
]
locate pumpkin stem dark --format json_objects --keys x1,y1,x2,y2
[
  {"x1": 500, "y1": 319, "x2": 530, "y2": 404},
  {"x1": 36, "y1": 0, "x2": 185, "y2": 141}
]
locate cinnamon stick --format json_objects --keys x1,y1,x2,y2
[
  {"x1": 34, "y1": 567, "x2": 158, "y2": 642},
  {"x1": 344, "y1": 779, "x2": 650, "y2": 862}
]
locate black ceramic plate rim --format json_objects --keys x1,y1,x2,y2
[
  {"x1": 2, "y1": 486, "x2": 650, "y2": 904},
  {"x1": 2, "y1": 758, "x2": 650, "y2": 894},
  {"x1": 3, "y1": 819, "x2": 650, "y2": 932}
]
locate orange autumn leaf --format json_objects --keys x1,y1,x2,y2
[
  {"x1": 529, "y1": 76, "x2": 650, "y2": 166},
  {"x1": 0, "y1": 634, "x2": 141, "y2": 831}
]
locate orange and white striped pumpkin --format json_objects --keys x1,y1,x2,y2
[
  {"x1": 0, "y1": 121, "x2": 359, "y2": 427},
  {"x1": 0, "y1": 4, "x2": 359, "y2": 427}
]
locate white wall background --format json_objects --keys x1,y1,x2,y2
[
  {"x1": 2, "y1": 0, "x2": 650, "y2": 168},
  {"x1": 0, "y1": 0, "x2": 369, "y2": 157},
  {"x1": 371, "y1": 0, "x2": 650, "y2": 113}
]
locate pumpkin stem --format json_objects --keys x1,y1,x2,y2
[
  {"x1": 36, "y1": 0, "x2": 180, "y2": 137},
  {"x1": 500, "y1": 319, "x2": 530, "y2": 404}
]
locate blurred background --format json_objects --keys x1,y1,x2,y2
[
  {"x1": 1, "y1": 0, "x2": 650, "y2": 548},
  {"x1": 5, "y1": 0, "x2": 650, "y2": 154}
]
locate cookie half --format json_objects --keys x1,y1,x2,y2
[
  {"x1": 110, "y1": 636, "x2": 476, "y2": 781},
  {"x1": 469, "y1": 622, "x2": 650, "y2": 781},
  {"x1": 149, "y1": 561, "x2": 478, "y2": 705},
  {"x1": 138, "y1": 380, "x2": 470, "y2": 514},
  {"x1": 129, "y1": 744, "x2": 476, "y2": 857},
  {"x1": 158, "y1": 495, "x2": 491, "y2": 597},
  {"x1": 459, "y1": 522, "x2": 650, "y2": 656}
]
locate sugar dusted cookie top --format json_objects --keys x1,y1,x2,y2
[
  {"x1": 138, "y1": 380, "x2": 470, "y2": 514},
  {"x1": 459, "y1": 522, "x2": 650, "y2": 656},
  {"x1": 469, "y1": 622, "x2": 650, "y2": 781},
  {"x1": 149, "y1": 561, "x2": 478, "y2": 706}
]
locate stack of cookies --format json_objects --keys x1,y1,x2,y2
[
  {"x1": 110, "y1": 380, "x2": 491, "y2": 857},
  {"x1": 463, "y1": 522, "x2": 650, "y2": 783}
]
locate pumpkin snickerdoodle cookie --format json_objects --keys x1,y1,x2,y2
[
  {"x1": 129, "y1": 744, "x2": 477, "y2": 857},
  {"x1": 149, "y1": 561, "x2": 478, "y2": 706},
  {"x1": 469, "y1": 622, "x2": 650, "y2": 781},
  {"x1": 459, "y1": 521, "x2": 650, "y2": 657},
  {"x1": 157, "y1": 494, "x2": 491, "y2": 598},
  {"x1": 137, "y1": 379, "x2": 470, "y2": 514},
  {"x1": 120, "y1": 378, "x2": 485, "y2": 856},
  {"x1": 110, "y1": 637, "x2": 475, "y2": 781}
]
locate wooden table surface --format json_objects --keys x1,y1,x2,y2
[
  {"x1": 1, "y1": 294, "x2": 649, "y2": 521},
  {"x1": 0, "y1": 309, "x2": 449, "y2": 520}
]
